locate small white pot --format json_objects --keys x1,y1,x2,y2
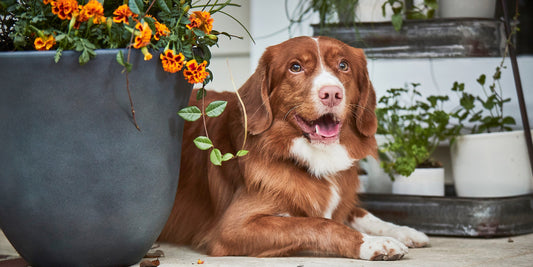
[
  {"x1": 438, "y1": 0, "x2": 496, "y2": 18},
  {"x1": 392, "y1": 168, "x2": 445, "y2": 196},
  {"x1": 451, "y1": 130, "x2": 533, "y2": 197}
]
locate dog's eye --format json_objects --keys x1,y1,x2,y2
[
  {"x1": 339, "y1": 61, "x2": 349, "y2": 71},
  {"x1": 289, "y1": 63, "x2": 302, "y2": 73}
]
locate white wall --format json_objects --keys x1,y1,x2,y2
[{"x1": 197, "y1": 0, "x2": 252, "y2": 92}]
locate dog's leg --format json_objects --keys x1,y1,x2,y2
[
  {"x1": 347, "y1": 207, "x2": 429, "y2": 248},
  {"x1": 206, "y1": 214, "x2": 407, "y2": 261}
]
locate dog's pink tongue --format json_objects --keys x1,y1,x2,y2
[{"x1": 315, "y1": 120, "x2": 340, "y2": 138}]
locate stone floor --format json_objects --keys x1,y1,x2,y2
[{"x1": 2, "y1": 231, "x2": 533, "y2": 267}]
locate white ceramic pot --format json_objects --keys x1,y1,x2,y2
[
  {"x1": 392, "y1": 168, "x2": 445, "y2": 196},
  {"x1": 451, "y1": 130, "x2": 533, "y2": 197},
  {"x1": 438, "y1": 0, "x2": 496, "y2": 18},
  {"x1": 355, "y1": 0, "x2": 393, "y2": 22}
]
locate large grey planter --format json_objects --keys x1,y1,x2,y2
[{"x1": 0, "y1": 49, "x2": 192, "y2": 266}]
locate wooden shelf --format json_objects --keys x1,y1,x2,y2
[{"x1": 314, "y1": 18, "x2": 506, "y2": 58}]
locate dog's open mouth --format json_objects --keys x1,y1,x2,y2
[{"x1": 295, "y1": 114, "x2": 341, "y2": 144}]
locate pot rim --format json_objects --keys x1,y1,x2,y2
[{"x1": 456, "y1": 130, "x2": 533, "y2": 141}]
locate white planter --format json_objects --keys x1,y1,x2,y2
[
  {"x1": 392, "y1": 168, "x2": 445, "y2": 196},
  {"x1": 451, "y1": 130, "x2": 533, "y2": 197},
  {"x1": 438, "y1": 0, "x2": 496, "y2": 18},
  {"x1": 358, "y1": 174, "x2": 369, "y2": 193},
  {"x1": 355, "y1": 0, "x2": 393, "y2": 22}
]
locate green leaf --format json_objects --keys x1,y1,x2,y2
[
  {"x1": 157, "y1": 0, "x2": 171, "y2": 13},
  {"x1": 222, "y1": 153, "x2": 234, "y2": 161},
  {"x1": 196, "y1": 88, "x2": 206, "y2": 100},
  {"x1": 193, "y1": 28, "x2": 206, "y2": 37},
  {"x1": 79, "y1": 49, "x2": 90, "y2": 65},
  {"x1": 502, "y1": 116, "x2": 516, "y2": 126},
  {"x1": 178, "y1": 106, "x2": 202, "y2": 121},
  {"x1": 129, "y1": 0, "x2": 144, "y2": 15},
  {"x1": 193, "y1": 136, "x2": 213, "y2": 150},
  {"x1": 205, "y1": 101, "x2": 227, "y2": 118},
  {"x1": 391, "y1": 13, "x2": 403, "y2": 31},
  {"x1": 54, "y1": 48, "x2": 63, "y2": 63},
  {"x1": 55, "y1": 34, "x2": 66, "y2": 42},
  {"x1": 236, "y1": 150, "x2": 249, "y2": 157},
  {"x1": 476, "y1": 74, "x2": 486, "y2": 86},
  {"x1": 116, "y1": 51, "x2": 125, "y2": 66},
  {"x1": 210, "y1": 148, "x2": 222, "y2": 166}
]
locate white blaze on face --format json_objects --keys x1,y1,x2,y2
[{"x1": 310, "y1": 37, "x2": 346, "y2": 115}]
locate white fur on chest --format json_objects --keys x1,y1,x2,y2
[
  {"x1": 323, "y1": 182, "x2": 341, "y2": 219},
  {"x1": 289, "y1": 137, "x2": 355, "y2": 178}
]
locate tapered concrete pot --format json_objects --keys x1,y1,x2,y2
[{"x1": 0, "y1": 49, "x2": 192, "y2": 266}]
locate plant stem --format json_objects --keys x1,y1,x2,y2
[
  {"x1": 227, "y1": 59, "x2": 248, "y2": 150},
  {"x1": 125, "y1": 70, "x2": 141, "y2": 131},
  {"x1": 201, "y1": 86, "x2": 210, "y2": 141},
  {"x1": 125, "y1": 24, "x2": 140, "y2": 131}
]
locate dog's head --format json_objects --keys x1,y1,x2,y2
[{"x1": 240, "y1": 36, "x2": 377, "y2": 177}]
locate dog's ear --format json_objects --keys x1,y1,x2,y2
[
  {"x1": 238, "y1": 48, "x2": 274, "y2": 135},
  {"x1": 352, "y1": 48, "x2": 377, "y2": 137}
]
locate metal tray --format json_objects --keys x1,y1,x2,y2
[{"x1": 359, "y1": 193, "x2": 533, "y2": 237}]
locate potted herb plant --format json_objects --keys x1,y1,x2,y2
[
  {"x1": 449, "y1": 12, "x2": 532, "y2": 198},
  {"x1": 376, "y1": 83, "x2": 460, "y2": 196},
  {"x1": 0, "y1": 0, "x2": 246, "y2": 266},
  {"x1": 450, "y1": 67, "x2": 532, "y2": 197}
]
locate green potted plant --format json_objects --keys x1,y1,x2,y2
[
  {"x1": 376, "y1": 83, "x2": 460, "y2": 196},
  {"x1": 0, "y1": 0, "x2": 247, "y2": 266},
  {"x1": 449, "y1": 12, "x2": 532, "y2": 198},
  {"x1": 450, "y1": 63, "x2": 532, "y2": 197}
]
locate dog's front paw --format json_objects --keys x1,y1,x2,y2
[
  {"x1": 388, "y1": 226, "x2": 429, "y2": 248},
  {"x1": 359, "y1": 235, "x2": 408, "y2": 261}
]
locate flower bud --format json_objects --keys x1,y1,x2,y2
[
  {"x1": 206, "y1": 34, "x2": 218, "y2": 41},
  {"x1": 106, "y1": 17, "x2": 113, "y2": 31},
  {"x1": 68, "y1": 16, "x2": 76, "y2": 31}
]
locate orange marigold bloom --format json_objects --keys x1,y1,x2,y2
[
  {"x1": 113, "y1": 4, "x2": 137, "y2": 24},
  {"x1": 34, "y1": 35, "x2": 56, "y2": 51},
  {"x1": 159, "y1": 49, "x2": 185, "y2": 73},
  {"x1": 183, "y1": 59, "x2": 209, "y2": 84},
  {"x1": 154, "y1": 21, "x2": 170, "y2": 41},
  {"x1": 78, "y1": 0, "x2": 106, "y2": 24},
  {"x1": 51, "y1": 0, "x2": 79, "y2": 20},
  {"x1": 43, "y1": 0, "x2": 53, "y2": 4},
  {"x1": 133, "y1": 21, "x2": 152, "y2": 49},
  {"x1": 186, "y1": 11, "x2": 214, "y2": 34}
]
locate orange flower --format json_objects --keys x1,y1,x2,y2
[
  {"x1": 159, "y1": 49, "x2": 185, "y2": 73},
  {"x1": 51, "y1": 0, "x2": 79, "y2": 20},
  {"x1": 113, "y1": 4, "x2": 137, "y2": 24},
  {"x1": 186, "y1": 11, "x2": 213, "y2": 34},
  {"x1": 133, "y1": 21, "x2": 152, "y2": 49},
  {"x1": 34, "y1": 35, "x2": 56, "y2": 51},
  {"x1": 183, "y1": 59, "x2": 209, "y2": 84},
  {"x1": 43, "y1": 0, "x2": 53, "y2": 4},
  {"x1": 154, "y1": 21, "x2": 170, "y2": 41},
  {"x1": 78, "y1": 0, "x2": 106, "y2": 24}
]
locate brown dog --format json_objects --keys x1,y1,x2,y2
[{"x1": 159, "y1": 36, "x2": 429, "y2": 260}]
